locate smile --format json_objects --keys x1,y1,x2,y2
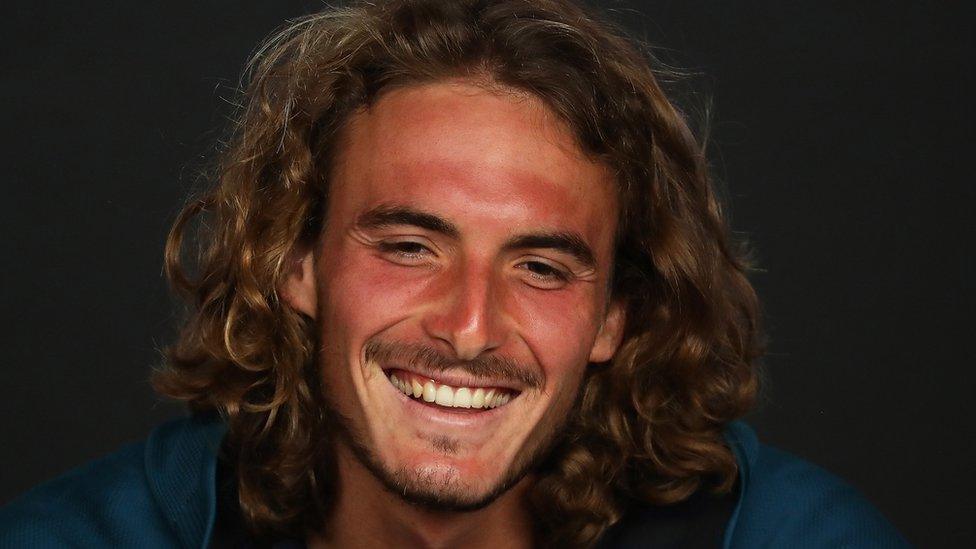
[{"x1": 386, "y1": 369, "x2": 517, "y2": 410}]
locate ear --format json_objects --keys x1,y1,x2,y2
[
  {"x1": 588, "y1": 299, "x2": 626, "y2": 363},
  {"x1": 278, "y1": 246, "x2": 317, "y2": 319}
]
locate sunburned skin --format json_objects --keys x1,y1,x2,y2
[{"x1": 280, "y1": 79, "x2": 626, "y2": 549}]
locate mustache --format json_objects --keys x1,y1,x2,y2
[{"x1": 363, "y1": 339, "x2": 544, "y2": 390}]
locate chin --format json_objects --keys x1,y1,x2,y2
[
  {"x1": 340, "y1": 430, "x2": 531, "y2": 512},
  {"x1": 388, "y1": 463, "x2": 513, "y2": 512}
]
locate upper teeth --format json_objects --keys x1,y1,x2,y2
[{"x1": 388, "y1": 373, "x2": 512, "y2": 409}]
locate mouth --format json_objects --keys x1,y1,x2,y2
[{"x1": 384, "y1": 368, "x2": 519, "y2": 412}]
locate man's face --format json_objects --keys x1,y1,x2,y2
[{"x1": 283, "y1": 80, "x2": 623, "y2": 510}]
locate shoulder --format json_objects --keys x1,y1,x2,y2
[
  {"x1": 0, "y1": 415, "x2": 224, "y2": 549},
  {"x1": 0, "y1": 439, "x2": 173, "y2": 548},
  {"x1": 724, "y1": 421, "x2": 911, "y2": 548}
]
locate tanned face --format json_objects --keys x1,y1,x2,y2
[{"x1": 282, "y1": 80, "x2": 624, "y2": 512}]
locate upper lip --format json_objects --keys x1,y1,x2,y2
[{"x1": 382, "y1": 364, "x2": 525, "y2": 393}]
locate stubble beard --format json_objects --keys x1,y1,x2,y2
[
  {"x1": 320, "y1": 381, "x2": 573, "y2": 513},
  {"x1": 314, "y1": 342, "x2": 578, "y2": 513}
]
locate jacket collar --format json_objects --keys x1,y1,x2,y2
[
  {"x1": 144, "y1": 414, "x2": 226, "y2": 549},
  {"x1": 721, "y1": 420, "x2": 758, "y2": 547}
]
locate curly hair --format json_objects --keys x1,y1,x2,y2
[{"x1": 154, "y1": 0, "x2": 763, "y2": 545}]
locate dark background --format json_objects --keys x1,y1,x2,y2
[{"x1": 2, "y1": 1, "x2": 972, "y2": 546}]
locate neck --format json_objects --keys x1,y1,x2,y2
[{"x1": 307, "y1": 444, "x2": 535, "y2": 549}]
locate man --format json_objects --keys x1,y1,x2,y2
[{"x1": 1, "y1": 0, "x2": 908, "y2": 547}]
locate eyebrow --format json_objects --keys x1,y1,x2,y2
[
  {"x1": 355, "y1": 204, "x2": 597, "y2": 269},
  {"x1": 355, "y1": 205, "x2": 460, "y2": 239},
  {"x1": 503, "y1": 233, "x2": 596, "y2": 270}
]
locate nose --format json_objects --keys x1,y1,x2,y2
[{"x1": 421, "y1": 262, "x2": 508, "y2": 361}]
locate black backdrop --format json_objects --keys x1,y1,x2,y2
[{"x1": 2, "y1": 1, "x2": 972, "y2": 546}]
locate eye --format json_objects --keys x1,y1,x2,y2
[
  {"x1": 516, "y1": 259, "x2": 571, "y2": 289},
  {"x1": 376, "y1": 239, "x2": 435, "y2": 265}
]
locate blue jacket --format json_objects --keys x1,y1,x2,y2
[{"x1": 0, "y1": 415, "x2": 909, "y2": 548}]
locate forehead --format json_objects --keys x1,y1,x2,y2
[{"x1": 328, "y1": 81, "x2": 617, "y2": 246}]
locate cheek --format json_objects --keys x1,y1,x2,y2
[
  {"x1": 510, "y1": 287, "x2": 602, "y2": 376},
  {"x1": 320, "y1": 250, "x2": 433, "y2": 331}
]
